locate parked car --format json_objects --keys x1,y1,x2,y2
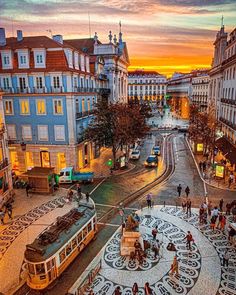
[
  {"x1": 152, "y1": 146, "x2": 161, "y2": 156},
  {"x1": 178, "y1": 125, "x2": 189, "y2": 133},
  {"x1": 59, "y1": 167, "x2": 94, "y2": 184},
  {"x1": 129, "y1": 150, "x2": 141, "y2": 160},
  {"x1": 145, "y1": 155, "x2": 158, "y2": 167}
]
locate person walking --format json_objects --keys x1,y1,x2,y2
[
  {"x1": 219, "y1": 199, "x2": 224, "y2": 212},
  {"x1": 177, "y1": 184, "x2": 182, "y2": 197},
  {"x1": 132, "y1": 282, "x2": 139, "y2": 295},
  {"x1": 185, "y1": 186, "x2": 190, "y2": 197},
  {"x1": 228, "y1": 172, "x2": 234, "y2": 188},
  {"x1": 220, "y1": 214, "x2": 226, "y2": 232},
  {"x1": 210, "y1": 215, "x2": 217, "y2": 231},
  {"x1": 114, "y1": 286, "x2": 122, "y2": 295},
  {"x1": 199, "y1": 161, "x2": 203, "y2": 172},
  {"x1": 144, "y1": 282, "x2": 153, "y2": 295},
  {"x1": 208, "y1": 201, "x2": 212, "y2": 216},
  {"x1": 170, "y1": 255, "x2": 179, "y2": 276},
  {"x1": 226, "y1": 203, "x2": 231, "y2": 215},
  {"x1": 146, "y1": 193, "x2": 152, "y2": 208},
  {"x1": 0, "y1": 209, "x2": 5, "y2": 225},
  {"x1": 76, "y1": 183, "x2": 82, "y2": 199},
  {"x1": 86, "y1": 192, "x2": 90, "y2": 202},
  {"x1": 222, "y1": 250, "x2": 230, "y2": 268},
  {"x1": 152, "y1": 226, "x2": 158, "y2": 240},
  {"x1": 25, "y1": 183, "x2": 31, "y2": 197},
  {"x1": 186, "y1": 199, "x2": 192, "y2": 217},
  {"x1": 5, "y1": 203, "x2": 13, "y2": 220},
  {"x1": 182, "y1": 200, "x2": 186, "y2": 212},
  {"x1": 152, "y1": 242, "x2": 160, "y2": 259},
  {"x1": 183, "y1": 231, "x2": 194, "y2": 251}
]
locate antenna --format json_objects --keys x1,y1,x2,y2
[
  {"x1": 88, "y1": 12, "x2": 91, "y2": 38},
  {"x1": 119, "y1": 20, "x2": 122, "y2": 33},
  {"x1": 221, "y1": 15, "x2": 224, "y2": 28}
]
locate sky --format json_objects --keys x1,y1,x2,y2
[{"x1": 0, "y1": 0, "x2": 236, "y2": 76}]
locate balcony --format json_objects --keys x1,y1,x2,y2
[
  {"x1": 76, "y1": 110, "x2": 92, "y2": 119},
  {"x1": 219, "y1": 117, "x2": 236, "y2": 131},
  {"x1": 50, "y1": 86, "x2": 63, "y2": 93},
  {"x1": 0, "y1": 158, "x2": 9, "y2": 170},
  {"x1": 74, "y1": 87, "x2": 97, "y2": 93},
  {"x1": 220, "y1": 98, "x2": 236, "y2": 105},
  {"x1": 98, "y1": 73, "x2": 108, "y2": 81},
  {"x1": 33, "y1": 87, "x2": 46, "y2": 94},
  {"x1": 16, "y1": 87, "x2": 30, "y2": 94},
  {"x1": 0, "y1": 87, "x2": 14, "y2": 93}
]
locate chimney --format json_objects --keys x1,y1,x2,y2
[
  {"x1": 0, "y1": 28, "x2": 6, "y2": 46},
  {"x1": 17, "y1": 30, "x2": 23, "y2": 41},
  {"x1": 53, "y1": 35, "x2": 63, "y2": 44}
]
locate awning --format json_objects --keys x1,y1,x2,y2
[{"x1": 215, "y1": 137, "x2": 236, "y2": 165}]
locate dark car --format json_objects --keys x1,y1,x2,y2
[{"x1": 145, "y1": 155, "x2": 158, "y2": 167}]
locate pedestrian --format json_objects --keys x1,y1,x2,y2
[
  {"x1": 146, "y1": 193, "x2": 152, "y2": 208},
  {"x1": 219, "y1": 199, "x2": 224, "y2": 212},
  {"x1": 152, "y1": 226, "x2": 158, "y2": 240},
  {"x1": 210, "y1": 215, "x2": 217, "y2": 231},
  {"x1": 226, "y1": 203, "x2": 231, "y2": 215},
  {"x1": 5, "y1": 203, "x2": 13, "y2": 220},
  {"x1": 222, "y1": 250, "x2": 230, "y2": 268},
  {"x1": 67, "y1": 189, "x2": 73, "y2": 202},
  {"x1": 152, "y1": 242, "x2": 160, "y2": 259},
  {"x1": 199, "y1": 161, "x2": 203, "y2": 171},
  {"x1": 114, "y1": 286, "x2": 122, "y2": 295},
  {"x1": 199, "y1": 205, "x2": 204, "y2": 224},
  {"x1": 220, "y1": 214, "x2": 226, "y2": 232},
  {"x1": 134, "y1": 240, "x2": 142, "y2": 257},
  {"x1": 177, "y1": 184, "x2": 182, "y2": 197},
  {"x1": 132, "y1": 282, "x2": 139, "y2": 295},
  {"x1": 228, "y1": 226, "x2": 236, "y2": 243},
  {"x1": 202, "y1": 161, "x2": 206, "y2": 172},
  {"x1": 217, "y1": 212, "x2": 223, "y2": 229},
  {"x1": 232, "y1": 205, "x2": 236, "y2": 222},
  {"x1": 144, "y1": 282, "x2": 153, "y2": 295},
  {"x1": 182, "y1": 200, "x2": 186, "y2": 212},
  {"x1": 185, "y1": 186, "x2": 190, "y2": 197},
  {"x1": 186, "y1": 199, "x2": 192, "y2": 217},
  {"x1": 170, "y1": 255, "x2": 179, "y2": 276},
  {"x1": 183, "y1": 231, "x2": 194, "y2": 251},
  {"x1": 77, "y1": 183, "x2": 82, "y2": 199},
  {"x1": 228, "y1": 172, "x2": 234, "y2": 188},
  {"x1": 86, "y1": 192, "x2": 90, "y2": 202},
  {"x1": 208, "y1": 201, "x2": 212, "y2": 216},
  {"x1": 212, "y1": 206, "x2": 219, "y2": 217},
  {"x1": 26, "y1": 183, "x2": 31, "y2": 197},
  {"x1": 0, "y1": 209, "x2": 5, "y2": 225}
]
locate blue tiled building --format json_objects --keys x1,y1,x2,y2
[{"x1": 0, "y1": 28, "x2": 110, "y2": 173}]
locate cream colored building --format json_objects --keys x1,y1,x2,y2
[{"x1": 191, "y1": 74, "x2": 209, "y2": 112}]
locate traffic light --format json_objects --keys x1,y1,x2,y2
[{"x1": 107, "y1": 158, "x2": 113, "y2": 167}]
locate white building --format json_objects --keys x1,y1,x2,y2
[
  {"x1": 128, "y1": 70, "x2": 166, "y2": 104},
  {"x1": 191, "y1": 73, "x2": 210, "y2": 112}
]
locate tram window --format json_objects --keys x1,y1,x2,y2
[
  {"x1": 72, "y1": 238, "x2": 77, "y2": 249},
  {"x1": 66, "y1": 243, "x2": 72, "y2": 255},
  {"x1": 59, "y1": 249, "x2": 66, "y2": 263},
  {"x1": 77, "y1": 232, "x2": 82, "y2": 243},
  {"x1": 35, "y1": 263, "x2": 45, "y2": 274},
  {"x1": 28, "y1": 263, "x2": 35, "y2": 275},
  {"x1": 88, "y1": 222, "x2": 92, "y2": 232},
  {"x1": 46, "y1": 260, "x2": 54, "y2": 271},
  {"x1": 83, "y1": 227, "x2": 88, "y2": 238}
]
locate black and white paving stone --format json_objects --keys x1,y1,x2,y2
[{"x1": 86, "y1": 206, "x2": 236, "y2": 295}]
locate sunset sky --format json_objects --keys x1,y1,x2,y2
[{"x1": 0, "y1": 0, "x2": 236, "y2": 76}]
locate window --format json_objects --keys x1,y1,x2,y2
[
  {"x1": 19, "y1": 77, "x2": 26, "y2": 90},
  {"x1": 36, "y1": 77, "x2": 43, "y2": 89},
  {"x1": 3, "y1": 77, "x2": 10, "y2": 89},
  {"x1": 22, "y1": 125, "x2": 32, "y2": 140},
  {"x1": 54, "y1": 125, "x2": 65, "y2": 141},
  {"x1": 77, "y1": 232, "x2": 82, "y2": 243},
  {"x1": 28, "y1": 264, "x2": 35, "y2": 275},
  {"x1": 53, "y1": 99, "x2": 63, "y2": 114},
  {"x1": 6, "y1": 124, "x2": 16, "y2": 139},
  {"x1": 3, "y1": 55, "x2": 10, "y2": 65},
  {"x1": 83, "y1": 226, "x2": 88, "y2": 238},
  {"x1": 72, "y1": 238, "x2": 77, "y2": 249},
  {"x1": 59, "y1": 249, "x2": 66, "y2": 263},
  {"x1": 20, "y1": 100, "x2": 30, "y2": 114},
  {"x1": 53, "y1": 76, "x2": 60, "y2": 88},
  {"x1": 66, "y1": 243, "x2": 72, "y2": 256},
  {"x1": 88, "y1": 222, "x2": 92, "y2": 232},
  {"x1": 36, "y1": 99, "x2": 46, "y2": 115},
  {"x1": 20, "y1": 55, "x2": 26, "y2": 64},
  {"x1": 4, "y1": 100, "x2": 13, "y2": 115},
  {"x1": 36, "y1": 54, "x2": 43, "y2": 64},
  {"x1": 87, "y1": 99, "x2": 90, "y2": 112},
  {"x1": 38, "y1": 125, "x2": 48, "y2": 141}
]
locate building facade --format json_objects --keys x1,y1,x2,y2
[
  {"x1": 0, "y1": 91, "x2": 12, "y2": 206},
  {"x1": 191, "y1": 73, "x2": 209, "y2": 112},
  {"x1": 66, "y1": 29, "x2": 130, "y2": 103},
  {"x1": 0, "y1": 28, "x2": 110, "y2": 174},
  {"x1": 127, "y1": 70, "x2": 167, "y2": 104}
]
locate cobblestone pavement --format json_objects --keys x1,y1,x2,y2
[{"x1": 85, "y1": 206, "x2": 236, "y2": 295}]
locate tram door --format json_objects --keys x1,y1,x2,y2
[{"x1": 47, "y1": 258, "x2": 56, "y2": 283}]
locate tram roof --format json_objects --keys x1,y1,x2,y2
[{"x1": 25, "y1": 205, "x2": 96, "y2": 262}]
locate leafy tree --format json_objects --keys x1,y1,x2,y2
[{"x1": 85, "y1": 99, "x2": 151, "y2": 168}]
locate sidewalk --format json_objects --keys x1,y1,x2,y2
[
  {"x1": 194, "y1": 154, "x2": 236, "y2": 191},
  {"x1": 80, "y1": 147, "x2": 135, "y2": 178},
  {"x1": 0, "y1": 188, "x2": 75, "y2": 294}
]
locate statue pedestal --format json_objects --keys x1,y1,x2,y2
[{"x1": 120, "y1": 230, "x2": 143, "y2": 256}]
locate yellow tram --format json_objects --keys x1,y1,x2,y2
[{"x1": 24, "y1": 203, "x2": 97, "y2": 290}]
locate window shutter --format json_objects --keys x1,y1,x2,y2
[
  {"x1": 22, "y1": 125, "x2": 32, "y2": 140},
  {"x1": 7, "y1": 125, "x2": 16, "y2": 139}
]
